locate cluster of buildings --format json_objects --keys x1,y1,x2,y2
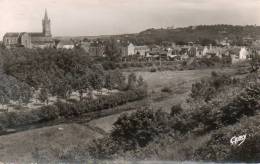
[{"x1": 119, "y1": 41, "x2": 260, "y2": 64}]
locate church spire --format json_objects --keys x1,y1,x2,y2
[
  {"x1": 44, "y1": 9, "x2": 49, "y2": 20},
  {"x1": 42, "y1": 9, "x2": 51, "y2": 36}
]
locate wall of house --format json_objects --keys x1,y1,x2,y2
[
  {"x1": 3, "y1": 37, "x2": 18, "y2": 46},
  {"x1": 239, "y1": 47, "x2": 248, "y2": 60},
  {"x1": 20, "y1": 33, "x2": 32, "y2": 48},
  {"x1": 128, "y1": 44, "x2": 135, "y2": 56},
  {"x1": 135, "y1": 49, "x2": 148, "y2": 56},
  {"x1": 31, "y1": 36, "x2": 52, "y2": 43}
]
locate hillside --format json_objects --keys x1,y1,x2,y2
[
  {"x1": 53, "y1": 35, "x2": 114, "y2": 41},
  {"x1": 117, "y1": 25, "x2": 260, "y2": 45},
  {"x1": 54, "y1": 33, "x2": 137, "y2": 41}
]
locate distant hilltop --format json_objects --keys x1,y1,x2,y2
[
  {"x1": 54, "y1": 33, "x2": 138, "y2": 41},
  {"x1": 116, "y1": 24, "x2": 260, "y2": 45},
  {"x1": 53, "y1": 35, "x2": 113, "y2": 41}
]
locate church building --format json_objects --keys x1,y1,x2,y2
[{"x1": 3, "y1": 10, "x2": 54, "y2": 49}]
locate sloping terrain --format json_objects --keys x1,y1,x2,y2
[{"x1": 0, "y1": 123, "x2": 103, "y2": 162}]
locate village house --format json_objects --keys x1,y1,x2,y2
[
  {"x1": 229, "y1": 46, "x2": 248, "y2": 64},
  {"x1": 252, "y1": 46, "x2": 260, "y2": 56},
  {"x1": 134, "y1": 45, "x2": 150, "y2": 56},
  {"x1": 187, "y1": 47, "x2": 196, "y2": 57},
  {"x1": 239, "y1": 47, "x2": 249, "y2": 60},
  {"x1": 217, "y1": 37, "x2": 231, "y2": 46},
  {"x1": 55, "y1": 40, "x2": 75, "y2": 49},
  {"x1": 121, "y1": 43, "x2": 149, "y2": 56},
  {"x1": 202, "y1": 45, "x2": 223, "y2": 58},
  {"x1": 89, "y1": 42, "x2": 106, "y2": 56},
  {"x1": 121, "y1": 43, "x2": 135, "y2": 56},
  {"x1": 78, "y1": 40, "x2": 105, "y2": 56},
  {"x1": 252, "y1": 40, "x2": 260, "y2": 55},
  {"x1": 195, "y1": 46, "x2": 204, "y2": 58}
]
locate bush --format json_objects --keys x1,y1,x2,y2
[
  {"x1": 190, "y1": 72, "x2": 239, "y2": 102},
  {"x1": 161, "y1": 86, "x2": 172, "y2": 93},
  {"x1": 87, "y1": 108, "x2": 172, "y2": 158},
  {"x1": 170, "y1": 104, "x2": 183, "y2": 116},
  {"x1": 150, "y1": 67, "x2": 157, "y2": 72}
]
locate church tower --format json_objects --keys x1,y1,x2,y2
[{"x1": 42, "y1": 9, "x2": 51, "y2": 36}]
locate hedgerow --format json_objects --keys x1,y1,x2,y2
[{"x1": 0, "y1": 86, "x2": 148, "y2": 129}]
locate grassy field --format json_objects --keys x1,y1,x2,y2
[
  {"x1": 0, "y1": 123, "x2": 103, "y2": 162},
  {"x1": 88, "y1": 68, "x2": 236, "y2": 132}
]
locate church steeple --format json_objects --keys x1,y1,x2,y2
[
  {"x1": 42, "y1": 9, "x2": 51, "y2": 36},
  {"x1": 44, "y1": 9, "x2": 49, "y2": 20}
]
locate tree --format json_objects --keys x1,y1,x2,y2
[
  {"x1": 249, "y1": 50, "x2": 260, "y2": 73},
  {"x1": 90, "y1": 64, "x2": 105, "y2": 91},
  {"x1": 38, "y1": 87, "x2": 49, "y2": 104},
  {"x1": 105, "y1": 69, "x2": 126, "y2": 90},
  {"x1": 137, "y1": 75, "x2": 145, "y2": 87},
  {"x1": 127, "y1": 73, "x2": 137, "y2": 90},
  {"x1": 104, "y1": 39, "x2": 122, "y2": 62},
  {"x1": 111, "y1": 108, "x2": 171, "y2": 150}
]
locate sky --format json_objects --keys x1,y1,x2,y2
[{"x1": 0, "y1": 0, "x2": 260, "y2": 39}]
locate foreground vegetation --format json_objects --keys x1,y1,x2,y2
[{"x1": 60, "y1": 70, "x2": 260, "y2": 162}]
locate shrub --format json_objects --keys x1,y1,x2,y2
[
  {"x1": 161, "y1": 86, "x2": 172, "y2": 93},
  {"x1": 170, "y1": 104, "x2": 183, "y2": 116},
  {"x1": 87, "y1": 108, "x2": 172, "y2": 158},
  {"x1": 190, "y1": 72, "x2": 239, "y2": 102},
  {"x1": 150, "y1": 67, "x2": 157, "y2": 72}
]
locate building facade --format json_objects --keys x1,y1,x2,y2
[
  {"x1": 3, "y1": 10, "x2": 54, "y2": 49},
  {"x1": 55, "y1": 40, "x2": 75, "y2": 49},
  {"x1": 121, "y1": 43, "x2": 150, "y2": 56}
]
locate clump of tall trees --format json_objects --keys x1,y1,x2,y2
[{"x1": 0, "y1": 47, "x2": 129, "y2": 101}]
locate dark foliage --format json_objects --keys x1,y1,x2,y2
[
  {"x1": 87, "y1": 108, "x2": 172, "y2": 159},
  {"x1": 0, "y1": 72, "x2": 33, "y2": 104},
  {"x1": 161, "y1": 86, "x2": 172, "y2": 93},
  {"x1": 190, "y1": 72, "x2": 239, "y2": 102},
  {"x1": 1, "y1": 48, "x2": 128, "y2": 99}
]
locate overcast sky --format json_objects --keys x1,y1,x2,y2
[{"x1": 0, "y1": 0, "x2": 260, "y2": 39}]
